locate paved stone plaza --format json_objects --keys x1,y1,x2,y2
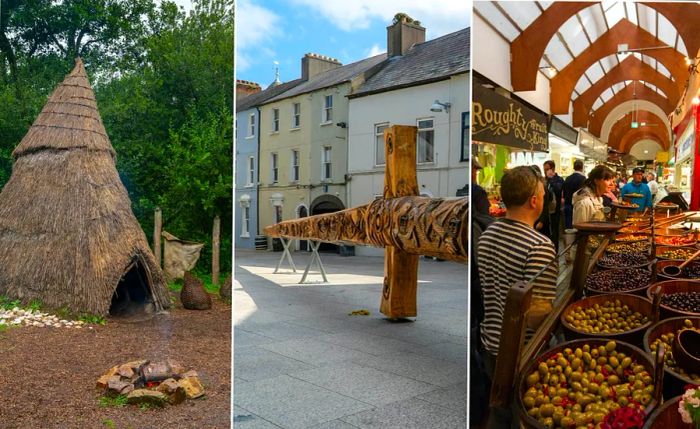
[{"x1": 233, "y1": 248, "x2": 467, "y2": 429}]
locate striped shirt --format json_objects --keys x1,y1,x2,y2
[{"x1": 477, "y1": 218, "x2": 558, "y2": 355}]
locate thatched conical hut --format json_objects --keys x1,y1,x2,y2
[{"x1": 0, "y1": 58, "x2": 170, "y2": 316}]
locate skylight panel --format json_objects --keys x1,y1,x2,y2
[
  {"x1": 593, "y1": 98, "x2": 604, "y2": 110},
  {"x1": 544, "y1": 36, "x2": 574, "y2": 70},
  {"x1": 656, "y1": 13, "x2": 677, "y2": 48},
  {"x1": 604, "y1": 2, "x2": 625, "y2": 28},
  {"x1": 624, "y1": 2, "x2": 638, "y2": 25},
  {"x1": 475, "y1": 2, "x2": 520, "y2": 41},
  {"x1": 579, "y1": 6, "x2": 605, "y2": 41},
  {"x1": 499, "y1": 1, "x2": 541, "y2": 32},
  {"x1": 600, "y1": 88, "x2": 615, "y2": 102},
  {"x1": 559, "y1": 15, "x2": 588, "y2": 56}
]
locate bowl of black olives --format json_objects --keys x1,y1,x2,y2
[{"x1": 646, "y1": 280, "x2": 700, "y2": 318}]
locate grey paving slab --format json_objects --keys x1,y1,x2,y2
[
  {"x1": 235, "y1": 375, "x2": 374, "y2": 429},
  {"x1": 234, "y1": 329, "x2": 278, "y2": 347},
  {"x1": 234, "y1": 345, "x2": 317, "y2": 382},
  {"x1": 233, "y1": 405, "x2": 283, "y2": 428},
  {"x1": 290, "y1": 361, "x2": 437, "y2": 406},
  {"x1": 260, "y1": 338, "x2": 376, "y2": 366},
  {"x1": 341, "y1": 397, "x2": 467, "y2": 429},
  {"x1": 284, "y1": 315, "x2": 368, "y2": 334},
  {"x1": 417, "y1": 341, "x2": 468, "y2": 365},
  {"x1": 237, "y1": 320, "x2": 330, "y2": 341},
  {"x1": 315, "y1": 331, "x2": 418, "y2": 356},
  {"x1": 235, "y1": 308, "x2": 299, "y2": 326},
  {"x1": 415, "y1": 381, "x2": 468, "y2": 413},
  {"x1": 351, "y1": 352, "x2": 466, "y2": 388},
  {"x1": 308, "y1": 420, "x2": 360, "y2": 429},
  {"x1": 365, "y1": 323, "x2": 466, "y2": 347}
]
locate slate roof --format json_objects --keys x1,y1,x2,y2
[
  {"x1": 349, "y1": 27, "x2": 470, "y2": 98},
  {"x1": 236, "y1": 78, "x2": 304, "y2": 112},
  {"x1": 265, "y1": 54, "x2": 387, "y2": 103}
]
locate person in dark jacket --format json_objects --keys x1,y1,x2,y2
[
  {"x1": 544, "y1": 160, "x2": 564, "y2": 251},
  {"x1": 563, "y1": 159, "x2": 586, "y2": 229},
  {"x1": 471, "y1": 158, "x2": 490, "y2": 216}
]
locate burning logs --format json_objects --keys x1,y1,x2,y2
[{"x1": 264, "y1": 196, "x2": 467, "y2": 264}]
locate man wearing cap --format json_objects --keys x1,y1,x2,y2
[
  {"x1": 620, "y1": 167, "x2": 653, "y2": 212},
  {"x1": 471, "y1": 158, "x2": 490, "y2": 216}
]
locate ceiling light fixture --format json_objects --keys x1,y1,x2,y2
[
  {"x1": 693, "y1": 96, "x2": 700, "y2": 105},
  {"x1": 539, "y1": 66, "x2": 557, "y2": 77}
]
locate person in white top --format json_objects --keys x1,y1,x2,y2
[
  {"x1": 572, "y1": 165, "x2": 616, "y2": 225},
  {"x1": 646, "y1": 173, "x2": 659, "y2": 201}
]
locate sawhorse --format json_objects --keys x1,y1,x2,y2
[{"x1": 273, "y1": 237, "x2": 328, "y2": 284}]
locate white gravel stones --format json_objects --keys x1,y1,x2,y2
[{"x1": 0, "y1": 308, "x2": 87, "y2": 329}]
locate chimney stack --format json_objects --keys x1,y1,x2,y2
[
  {"x1": 236, "y1": 80, "x2": 261, "y2": 99},
  {"x1": 301, "y1": 53, "x2": 342, "y2": 81},
  {"x1": 387, "y1": 13, "x2": 426, "y2": 57}
]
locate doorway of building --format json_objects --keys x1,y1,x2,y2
[
  {"x1": 298, "y1": 205, "x2": 308, "y2": 251},
  {"x1": 310, "y1": 194, "x2": 344, "y2": 253}
]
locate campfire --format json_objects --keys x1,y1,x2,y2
[{"x1": 97, "y1": 359, "x2": 204, "y2": 406}]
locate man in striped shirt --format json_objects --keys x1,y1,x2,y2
[{"x1": 477, "y1": 166, "x2": 558, "y2": 376}]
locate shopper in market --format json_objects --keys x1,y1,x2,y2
[
  {"x1": 471, "y1": 158, "x2": 490, "y2": 216},
  {"x1": 620, "y1": 167, "x2": 653, "y2": 212},
  {"x1": 647, "y1": 172, "x2": 659, "y2": 202},
  {"x1": 563, "y1": 159, "x2": 586, "y2": 229},
  {"x1": 544, "y1": 160, "x2": 564, "y2": 251},
  {"x1": 531, "y1": 165, "x2": 555, "y2": 238},
  {"x1": 572, "y1": 165, "x2": 615, "y2": 224}
]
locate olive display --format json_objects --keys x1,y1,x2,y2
[
  {"x1": 597, "y1": 253, "x2": 650, "y2": 269},
  {"x1": 522, "y1": 341, "x2": 653, "y2": 428},
  {"x1": 564, "y1": 300, "x2": 649, "y2": 334},
  {"x1": 586, "y1": 269, "x2": 651, "y2": 293},
  {"x1": 658, "y1": 248, "x2": 696, "y2": 260},
  {"x1": 649, "y1": 319, "x2": 700, "y2": 381},
  {"x1": 682, "y1": 265, "x2": 700, "y2": 279},
  {"x1": 606, "y1": 242, "x2": 650, "y2": 254},
  {"x1": 660, "y1": 292, "x2": 700, "y2": 313}
]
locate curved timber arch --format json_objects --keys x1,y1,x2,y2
[
  {"x1": 620, "y1": 130, "x2": 669, "y2": 153},
  {"x1": 588, "y1": 85, "x2": 673, "y2": 137},
  {"x1": 608, "y1": 111, "x2": 670, "y2": 150},
  {"x1": 601, "y1": 100, "x2": 669, "y2": 143}
]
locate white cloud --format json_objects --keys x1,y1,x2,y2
[
  {"x1": 288, "y1": 0, "x2": 470, "y2": 37},
  {"x1": 365, "y1": 44, "x2": 385, "y2": 58},
  {"x1": 235, "y1": 0, "x2": 282, "y2": 72}
]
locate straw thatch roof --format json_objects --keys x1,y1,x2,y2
[{"x1": 0, "y1": 58, "x2": 170, "y2": 315}]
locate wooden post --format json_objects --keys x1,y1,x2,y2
[
  {"x1": 380, "y1": 125, "x2": 420, "y2": 318},
  {"x1": 212, "y1": 215, "x2": 220, "y2": 286},
  {"x1": 154, "y1": 207, "x2": 162, "y2": 268}
]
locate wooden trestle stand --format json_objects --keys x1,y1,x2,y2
[{"x1": 264, "y1": 125, "x2": 467, "y2": 319}]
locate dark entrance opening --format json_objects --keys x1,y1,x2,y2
[
  {"x1": 110, "y1": 258, "x2": 155, "y2": 317},
  {"x1": 299, "y1": 206, "x2": 308, "y2": 251},
  {"x1": 310, "y1": 195, "x2": 345, "y2": 253}
]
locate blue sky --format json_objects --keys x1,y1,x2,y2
[{"x1": 236, "y1": 0, "x2": 471, "y2": 87}]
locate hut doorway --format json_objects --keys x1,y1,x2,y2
[{"x1": 110, "y1": 257, "x2": 155, "y2": 317}]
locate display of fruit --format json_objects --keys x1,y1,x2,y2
[
  {"x1": 606, "y1": 242, "x2": 650, "y2": 254},
  {"x1": 564, "y1": 300, "x2": 649, "y2": 334},
  {"x1": 586, "y1": 269, "x2": 651, "y2": 293},
  {"x1": 626, "y1": 217, "x2": 647, "y2": 223},
  {"x1": 655, "y1": 235, "x2": 696, "y2": 246},
  {"x1": 660, "y1": 292, "x2": 700, "y2": 314},
  {"x1": 657, "y1": 248, "x2": 696, "y2": 260},
  {"x1": 597, "y1": 253, "x2": 650, "y2": 269},
  {"x1": 615, "y1": 234, "x2": 649, "y2": 242},
  {"x1": 618, "y1": 226, "x2": 638, "y2": 234},
  {"x1": 649, "y1": 319, "x2": 700, "y2": 381},
  {"x1": 521, "y1": 340, "x2": 653, "y2": 428}
]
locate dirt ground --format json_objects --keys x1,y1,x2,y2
[{"x1": 0, "y1": 292, "x2": 231, "y2": 429}]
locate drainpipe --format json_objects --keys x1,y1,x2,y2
[{"x1": 255, "y1": 106, "x2": 261, "y2": 237}]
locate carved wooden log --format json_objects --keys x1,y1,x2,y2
[{"x1": 264, "y1": 196, "x2": 467, "y2": 264}]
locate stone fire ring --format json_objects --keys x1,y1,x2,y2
[{"x1": 96, "y1": 359, "x2": 204, "y2": 406}]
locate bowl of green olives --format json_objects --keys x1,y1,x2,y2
[
  {"x1": 518, "y1": 339, "x2": 658, "y2": 429},
  {"x1": 561, "y1": 295, "x2": 655, "y2": 347},
  {"x1": 655, "y1": 246, "x2": 698, "y2": 261},
  {"x1": 643, "y1": 317, "x2": 700, "y2": 399},
  {"x1": 646, "y1": 280, "x2": 700, "y2": 318}
]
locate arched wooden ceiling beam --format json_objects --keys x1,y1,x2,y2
[
  {"x1": 642, "y1": 2, "x2": 700, "y2": 59},
  {"x1": 609, "y1": 111, "x2": 669, "y2": 150},
  {"x1": 620, "y1": 130, "x2": 669, "y2": 153},
  {"x1": 572, "y1": 57, "x2": 678, "y2": 128},
  {"x1": 510, "y1": 2, "x2": 590, "y2": 91},
  {"x1": 601, "y1": 100, "x2": 669, "y2": 142},
  {"x1": 588, "y1": 84, "x2": 673, "y2": 137},
  {"x1": 550, "y1": 19, "x2": 686, "y2": 114}
]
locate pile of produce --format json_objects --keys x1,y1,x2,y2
[
  {"x1": 655, "y1": 235, "x2": 696, "y2": 246},
  {"x1": 563, "y1": 300, "x2": 649, "y2": 334},
  {"x1": 521, "y1": 341, "x2": 653, "y2": 428},
  {"x1": 597, "y1": 253, "x2": 650, "y2": 269},
  {"x1": 657, "y1": 248, "x2": 696, "y2": 260},
  {"x1": 606, "y1": 242, "x2": 650, "y2": 254},
  {"x1": 660, "y1": 292, "x2": 700, "y2": 314},
  {"x1": 615, "y1": 234, "x2": 649, "y2": 242},
  {"x1": 586, "y1": 269, "x2": 651, "y2": 293},
  {"x1": 649, "y1": 319, "x2": 700, "y2": 381}
]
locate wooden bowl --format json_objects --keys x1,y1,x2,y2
[
  {"x1": 642, "y1": 396, "x2": 692, "y2": 428},
  {"x1": 656, "y1": 260, "x2": 700, "y2": 281},
  {"x1": 606, "y1": 241, "x2": 651, "y2": 254},
  {"x1": 646, "y1": 280, "x2": 700, "y2": 318},
  {"x1": 643, "y1": 317, "x2": 700, "y2": 399},
  {"x1": 615, "y1": 233, "x2": 651, "y2": 243},
  {"x1": 560, "y1": 294, "x2": 655, "y2": 347},
  {"x1": 596, "y1": 254, "x2": 655, "y2": 270},
  {"x1": 655, "y1": 235, "x2": 698, "y2": 247},
  {"x1": 674, "y1": 329, "x2": 700, "y2": 375},
  {"x1": 587, "y1": 267, "x2": 652, "y2": 297},
  {"x1": 655, "y1": 246, "x2": 698, "y2": 261},
  {"x1": 518, "y1": 339, "x2": 658, "y2": 429}
]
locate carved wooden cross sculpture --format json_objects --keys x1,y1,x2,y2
[{"x1": 265, "y1": 125, "x2": 467, "y2": 318}]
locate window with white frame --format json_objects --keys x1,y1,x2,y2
[
  {"x1": 271, "y1": 152, "x2": 278, "y2": 183},
  {"x1": 247, "y1": 156, "x2": 255, "y2": 186},
  {"x1": 239, "y1": 195, "x2": 251, "y2": 237},
  {"x1": 323, "y1": 95, "x2": 333, "y2": 123},
  {"x1": 272, "y1": 108, "x2": 279, "y2": 132},
  {"x1": 322, "y1": 146, "x2": 332, "y2": 180},
  {"x1": 417, "y1": 118, "x2": 435, "y2": 163},
  {"x1": 291, "y1": 149, "x2": 300, "y2": 182},
  {"x1": 248, "y1": 113, "x2": 255, "y2": 136},
  {"x1": 374, "y1": 123, "x2": 389, "y2": 166},
  {"x1": 292, "y1": 103, "x2": 301, "y2": 128}
]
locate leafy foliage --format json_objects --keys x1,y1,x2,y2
[{"x1": 98, "y1": 394, "x2": 128, "y2": 408}]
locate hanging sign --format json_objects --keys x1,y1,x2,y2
[
  {"x1": 471, "y1": 84, "x2": 549, "y2": 152},
  {"x1": 677, "y1": 116, "x2": 695, "y2": 163}
]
